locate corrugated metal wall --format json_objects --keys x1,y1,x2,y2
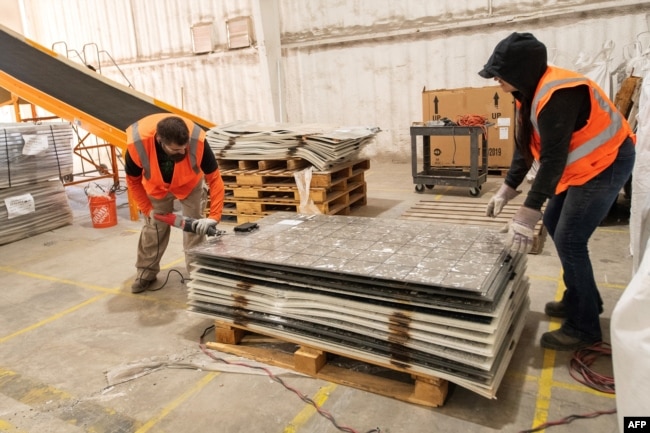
[
  {"x1": 22, "y1": 0, "x2": 250, "y2": 60},
  {"x1": 278, "y1": 0, "x2": 650, "y2": 160},
  {"x1": 10, "y1": 0, "x2": 650, "y2": 160}
]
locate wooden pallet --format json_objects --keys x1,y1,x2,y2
[
  {"x1": 401, "y1": 200, "x2": 547, "y2": 254},
  {"x1": 487, "y1": 167, "x2": 510, "y2": 177},
  {"x1": 226, "y1": 172, "x2": 366, "y2": 203},
  {"x1": 219, "y1": 159, "x2": 370, "y2": 187},
  {"x1": 206, "y1": 321, "x2": 448, "y2": 408},
  {"x1": 221, "y1": 183, "x2": 367, "y2": 223},
  {"x1": 217, "y1": 158, "x2": 310, "y2": 172},
  {"x1": 214, "y1": 159, "x2": 370, "y2": 223},
  {"x1": 614, "y1": 75, "x2": 642, "y2": 123}
]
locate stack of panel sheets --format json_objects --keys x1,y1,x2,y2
[
  {"x1": 206, "y1": 121, "x2": 379, "y2": 171},
  {"x1": 0, "y1": 180, "x2": 73, "y2": 245},
  {"x1": 0, "y1": 122, "x2": 74, "y2": 245},
  {"x1": 0, "y1": 122, "x2": 74, "y2": 188},
  {"x1": 187, "y1": 212, "x2": 528, "y2": 399}
]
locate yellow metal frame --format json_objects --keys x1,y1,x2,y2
[{"x1": 0, "y1": 28, "x2": 217, "y2": 221}]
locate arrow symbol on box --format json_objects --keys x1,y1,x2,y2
[
  {"x1": 493, "y1": 93, "x2": 500, "y2": 109},
  {"x1": 434, "y1": 96, "x2": 439, "y2": 114}
]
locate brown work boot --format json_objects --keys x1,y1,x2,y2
[
  {"x1": 540, "y1": 329, "x2": 598, "y2": 351},
  {"x1": 131, "y1": 278, "x2": 156, "y2": 294},
  {"x1": 544, "y1": 301, "x2": 566, "y2": 318}
]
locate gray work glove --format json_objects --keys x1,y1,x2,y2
[
  {"x1": 192, "y1": 218, "x2": 218, "y2": 236},
  {"x1": 503, "y1": 206, "x2": 542, "y2": 255},
  {"x1": 486, "y1": 183, "x2": 520, "y2": 217}
]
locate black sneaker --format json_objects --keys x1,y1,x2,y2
[
  {"x1": 544, "y1": 301, "x2": 566, "y2": 318},
  {"x1": 131, "y1": 278, "x2": 155, "y2": 294},
  {"x1": 540, "y1": 329, "x2": 599, "y2": 351},
  {"x1": 544, "y1": 301, "x2": 603, "y2": 318}
]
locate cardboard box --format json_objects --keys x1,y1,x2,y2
[{"x1": 422, "y1": 86, "x2": 515, "y2": 167}]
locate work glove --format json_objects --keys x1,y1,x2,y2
[
  {"x1": 486, "y1": 183, "x2": 520, "y2": 217},
  {"x1": 502, "y1": 206, "x2": 542, "y2": 255},
  {"x1": 192, "y1": 218, "x2": 218, "y2": 236}
]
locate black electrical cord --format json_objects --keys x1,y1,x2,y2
[
  {"x1": 112, "y1": 184, "x2": 129, "y2": 195},
  {"x1": 198, "y1": 325, "x2": 381, "y2": 433},
  {"x1": 147, "y1": 268, "x2": 187, "y2": 292},
  {"x1": 136, "y1": 221, "x2": 188, "y2": 292}
]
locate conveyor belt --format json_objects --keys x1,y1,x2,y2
[{"x1": 0, "y1": 24, "x2": 215, "y2": 151}]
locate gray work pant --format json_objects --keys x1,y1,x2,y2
[{"x1": 135, "y1": 180, "x2": 206, "y2": 281}]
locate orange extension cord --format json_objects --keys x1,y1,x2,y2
[{"x1": 456, "y1": 114, "x2": 489, "y2": 135}]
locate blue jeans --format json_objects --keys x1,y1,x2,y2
[{"x1": 543, "y1": 137, "x2": 635, "y2": 342}]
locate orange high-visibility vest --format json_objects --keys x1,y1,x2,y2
[
  {"x1": 126, "y1": 113, "x2": 206, "y2": 200},
  {"x1": 529, "y1": 66, "x2": 635, "y2": 194}
]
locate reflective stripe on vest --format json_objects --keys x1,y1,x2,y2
[
  {"x1": 131, "y1": 121, "x2": 202, "y2": 180},
  {"x1": 130, "y1": 121, "x2": 152, "y2": 179},
  {"x1": 531, "y1": 77, "x2": 621, "y2": 166},
  {"x1": 188, "y1": 123, "x2": 201, "y2": 174}
]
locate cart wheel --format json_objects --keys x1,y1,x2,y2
[
  {"x1": 425, "y1": 184, "x2": 434, "y2": 190},
  {"x1": 469, "y1": 187, "x2": 480, "y2": 197},
  {"x1": 415, "y1": 184, "x2": 425, "y2": 193}
]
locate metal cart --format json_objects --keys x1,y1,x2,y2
[{"x1": 410, "y1": 125, "x2": 489, "y2": 197}]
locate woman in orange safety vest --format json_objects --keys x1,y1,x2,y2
[{"x1": 479, "y1": 32, "x2": 635, "y2": 351}]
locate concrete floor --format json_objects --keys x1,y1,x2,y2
[{"x1": 0, "y1": 161, "x2": 631, "y2": 433}]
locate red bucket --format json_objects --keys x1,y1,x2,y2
[{"x1": 88, "y1": 193, "x2": 117, "y2": 228}]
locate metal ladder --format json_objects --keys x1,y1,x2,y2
[{"x1": 44, "y1": 41, "x2": 132, "y2": 191}]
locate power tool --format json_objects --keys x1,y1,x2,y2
[{"x1": 153, "y1": 213, "x2": 223, "y2": 237}]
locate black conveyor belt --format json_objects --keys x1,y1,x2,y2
[{"x1": 1, "y1": 30, "x2": 168, "y2": 130}]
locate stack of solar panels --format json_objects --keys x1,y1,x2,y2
[
  {"x1": 0, "y1": 122, "x2": 74, "y2": 187},
  {"x1": 187, "y1": 212, "x2": 528, "y2": 399},
  {"x1": 0, "y1": 180, "x2": 73, "y2": 245},
  {"x1": 206, "y1": 120, "x2": 379, "y2": 171},
  {"x1": 0, "y1": 122, "x2": 74, "y2": 245}
]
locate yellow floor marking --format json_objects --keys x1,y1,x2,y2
[
  {"x1": 531, "y1": 275, "x2": 564, "y2": 429},
  {"x1": 20, "y1": 384, "x2": 72, "y2": 405},
  {"x1": 0, "y1": 367, "x2": 139, "y2": 431},
  {"x1": 508, "y1": 371, "x2": 615, "y2": 398},
  {"x1": 161, "y1": 258, "x2": 184, "y2": 269},
  {"x1": 527, "y1": 274, "x2": 562, "y2": 282},
  {"x1": 596, "y1": 227, "x2": 629, "y2": 234},
  {"x1": 528, "y1": 273, "x2": 626, "y2": 290},
  {"x1": 552, "y1": 379, "x2": 616, "y2": 398},
  {"x1": 134, "y1": 372, "x2": 220, "y2": 433},
  {"x1": 0, "y1": 419, "x2": 26, "y2": 432},
  {"x1": 0, "y1": 262, "x2": 189, "y2": 333},
  {"x1": 0, "y1": 266, "x2": 120, "y2": 293},
  {"x1": 0, "y1": 294, "x2": 108, "y2": 344},
  {"x1": 283, "y1": 383, "x2": 338, "y2": 433}
]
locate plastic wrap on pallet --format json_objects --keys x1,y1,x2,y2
[
  {"x1": 0, "y1": 122, "x2": 74, "y2": 189},
  {"x1": 0, "y1": 180, "x2": 73, "y2": 245}
]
